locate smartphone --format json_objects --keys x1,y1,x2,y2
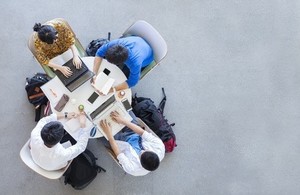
[
  {"x1": 87, "y1": 92, "x2": 99, "y2": 104},
  {"x1": 121, "y1": 98, "x2": 132, "y2": 111},
  {"x1": 103, "y1": 68, "x2": 111, "y2": 76}
]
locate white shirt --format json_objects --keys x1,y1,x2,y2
[
  {"x1": 116, "y1": 131, "x2": 165, "y2": 176},
  {"x1": 30, "y1": 114, "x2": 89, "y2": 171}
]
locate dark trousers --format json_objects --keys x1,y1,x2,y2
[{"x1": 60, "y1": 131, "x2": 77, "y2": 145}]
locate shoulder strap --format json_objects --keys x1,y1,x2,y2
[
  {"x1": 82, "y1": 149, "x2": 97, "y2": 166},
  {"x1": 95, "y1": 165, "x2": 106, "y2": 173},
  {"x1": 35, "y1": 106, "x2": 42, "y2": 122},
  {"x1": 158, "y1": 87, "x2": 167, "y2": 113},
  {"x1": 82, "y1": 149, "x2": 106, "y2": 173}
]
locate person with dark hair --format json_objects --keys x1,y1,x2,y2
[
  {"x1": 33, "y1": 19, "x2": 82, "y2": 77},
  {"x1": 30, "y1": 112, "x2": 89, "y2": 171},
  {"x1": 92, "y1": 36, "x2": 153, "y2": 91},
  {"x1": 100, "y1": 111, "x2": 164, "y2": 176}
]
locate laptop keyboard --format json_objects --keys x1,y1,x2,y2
[
  {"x1": 54, "y1": 58, "x2": 88, "y2": 86},
  {"x1": 100, "y1": 106, "x2": 125, "y2": 125},
  {"x1": 90, "y1": 95, "x2": 116, "y2": 120}
]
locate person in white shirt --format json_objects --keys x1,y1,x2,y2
[
  {"x1": 30, "y1": 112, "x2": 89, "y2": 171},
  {"x1": 100, "y1": 111, "x2": 165, "y2": 176}
]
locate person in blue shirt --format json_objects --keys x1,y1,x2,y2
[{"x1": 92, "y1": 36, "x2": 153, "y2": 92}]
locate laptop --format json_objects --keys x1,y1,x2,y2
[
  {"x1": 89, "y1": 94, "x2": 132, "y2": 139},
  {"x1": 54, "y1": 58, "x2": 94, "y2": 92}
]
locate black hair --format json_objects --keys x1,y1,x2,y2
[
  {"x1": 105, "y1": 45, "x2": 128, "y2": 65},
  {"x1": 33, "y1": 23, "x2": 58, "y2": 44},
  {"x1": 140, "y1": 151, "x2": 160, "y2": 171},
  {"x1": 41, "y1": 121, "x2": 64, "y2": 146}
]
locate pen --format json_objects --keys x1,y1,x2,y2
[{"x1": 50, "y1": 88, "x2": 57, "y2": 97}]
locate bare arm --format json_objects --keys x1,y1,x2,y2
[
  {"x1": 93, "y1": 56, "x2": 103, "y2": 75},
  {"x1": 111, "y1": 111, "x2": 144, "y2": 135},
  {"x1": 48, "y1": 61, "x2": 72, "y2": 77},
  {"x1": 107, "y1": 82, "x2": 129, "y2": 93},
  {"x1": 70, "y1": 45, "x2": 82, "y2": 69},
  {"x1": 100, "y1": 120, "x2": 120, "y2": 156},
  {"x1": 56, "y1": 112, "x2": 78, "y2": 120}
]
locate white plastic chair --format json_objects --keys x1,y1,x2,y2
[
  {"x1": 19, "y1": 139, "x2": 71, "y2": 179},
  {"x1": 28, "y1": 18, "x2": 87, "y2": 78},
  {"x1": 122, "y1": 20, "x2": 168, "y2": 79},
  {"x1": 105, "y1": 117, "x2": 159, "y2": 169}
]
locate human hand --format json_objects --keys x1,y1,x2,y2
[
  {"x1": 90, "y1": 75, "x2": 96, "y2": 84},
  {"x1": 91, "y1": 83, "x2": 106, "y2": 96},
  {"x1": 66, "y1": 112, "x2": 77, "y2": 119},
  {"x1": 100, "y1": 119, "x2": 112, "y2": 136},
  {"x1": 110, "y1": 111, "x2": 127, "y2": 125},
  {"x1": 73, "y1": 56, "x2": 82, "y2": 69},
  {"x1": 60, "y1": 66, "x2": 72, "y2": 77}
]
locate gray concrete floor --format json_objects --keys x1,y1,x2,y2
[{"x1": 1, "y1": 0, "x2": 300, "y2": 194}]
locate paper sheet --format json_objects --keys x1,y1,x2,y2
[{"x1": 94, "y1": 72, "x2": 115, "y2": 95}]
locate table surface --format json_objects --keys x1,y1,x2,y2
[{"x1": 41, "y1": 56, "x2": 132, "y2": 139}]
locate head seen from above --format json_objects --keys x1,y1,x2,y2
[
  {"x1": 41, "y1": 121, "x2": 64, "y2": 147},
  {"x1": 33, "y1": 23, "x2": 58, "y2": 44},
  {"x1": 106, "y1": 45, "x2": 128, "y2": 65},
  {"x1": 140, "y1": 151, "x2": 160, "y2": 171}
]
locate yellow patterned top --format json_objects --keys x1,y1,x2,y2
[{"x1": 34, "y1": 20, "x2": 75, "y2": 65}]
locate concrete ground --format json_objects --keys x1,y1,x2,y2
[{"x1": 1, "y1": 1, "x2": 300, "y2": 195}]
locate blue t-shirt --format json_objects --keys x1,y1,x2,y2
[
  {"x1": 96, "y1": 36, "x2": 153, "y2": 87},
  {"x1": 125, "y1": 133, "x2": 144, "y2": 155}
]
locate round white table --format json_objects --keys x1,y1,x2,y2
[{"x1": 41, "y1": 56, "x2": 132, "y2": 139}]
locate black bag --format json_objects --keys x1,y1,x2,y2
[
  {"x1": 64, "y1": 149, "x2": 106, "y2": 190},
  {"x1": 86, "y1": 32, "x2": 111, "y2": 56},
  {"x1": 25, "y1": 73, "x2": 50, "y2": 122},
  {"x1": 132, "y1": 88, "x2": 177, "y2": 153}
]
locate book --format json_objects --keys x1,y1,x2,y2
[{"x1": 94, "y1": 72, "x2": 115, "y2": 95}]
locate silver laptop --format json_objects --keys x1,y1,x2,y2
[{"x1": 89, "y1": 94, "x2": 132, "y2": 139}]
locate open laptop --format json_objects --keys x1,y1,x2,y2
[
  {"x1": 89, "y1": 94, "x2": 132, "y2": 139},
  {"x1": 54, "y1": 58, "x2": 94, "y2": 92}
]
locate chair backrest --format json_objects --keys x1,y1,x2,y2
[
  {"x1": 105, "y1": 117, "x2": 159, "y2": 169},
  {"x1": 27, "y1": 18, "x2": 86, "y2": 78},
  {"x1": 122, "y1": 20, "x2": 168, "y2": 79},
  {"x1": 19, "y1": 139, "x2": 70, "y2": 179}
]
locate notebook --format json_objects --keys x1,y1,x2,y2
[
  {"x1": 94, "y1": 72, "x2": 115, "y2": 95},
  {"x1": 54, "y1": 58, "x2": 94, "y2": 92},
  {"x1": 89, "y1": 94, "x2": 132, "y2": 139}
]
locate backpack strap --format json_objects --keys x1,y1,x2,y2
[
  {"x1": 82, "y1": 149, "x2": 106, "y2": 173},
  {"x1": 95, "y1": 165, "x2": 106, "y2": 173},
  {"x1": 158, "y1": 87, "x2": 167, "y2": 113},
  {"x1": 35, "y1": 106, "x2": 42, "y2": 122}
]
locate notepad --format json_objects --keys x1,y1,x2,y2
[{"x1": 94, "y1": 72, "x2": 115, "y2": 95}]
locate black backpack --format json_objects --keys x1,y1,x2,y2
[
  {"x1": 86, "y1": 32, "x2": 111, "y2": 56},
  {"x1": 132, "y1": 88, "x2": 177, "y2": 153},
  {"x1": 25, "y1": 73, "x2": 50, "y2": 122},
  {"x1": 64, "y1": 149, "x2": 106, "y2": 190}
]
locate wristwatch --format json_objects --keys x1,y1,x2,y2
[{"x1": 64, "y1": 112, "x2": 68, "y2": 119}]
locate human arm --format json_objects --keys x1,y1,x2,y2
[
  {"x1": 100, "y1": 119, "x2": 120, "y2": 156},
  {"x1": 56, "y1": 112, "x2": 78, "y2": 120},
  {"x1": 61, "y1": 113, "x2": 89, "y2": 160},
  {"x1": 105, "y1": 82, "x2": 129, "y2": 94},
  {"x1": 91, "y1": 56, "x2": 104, "y2": 83},
  {"x1": 125, "y1": 63, "x2": 141, "y2": 88},
  {"x1": 47, "y1": 61, "x2": 73, "y2": 77},
  {"x1": 110, "y1": 111, "x2": 144, "y2": 135},
  {"x1": 70, "y1": 44, "x2": 82, "y2": 69}
]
